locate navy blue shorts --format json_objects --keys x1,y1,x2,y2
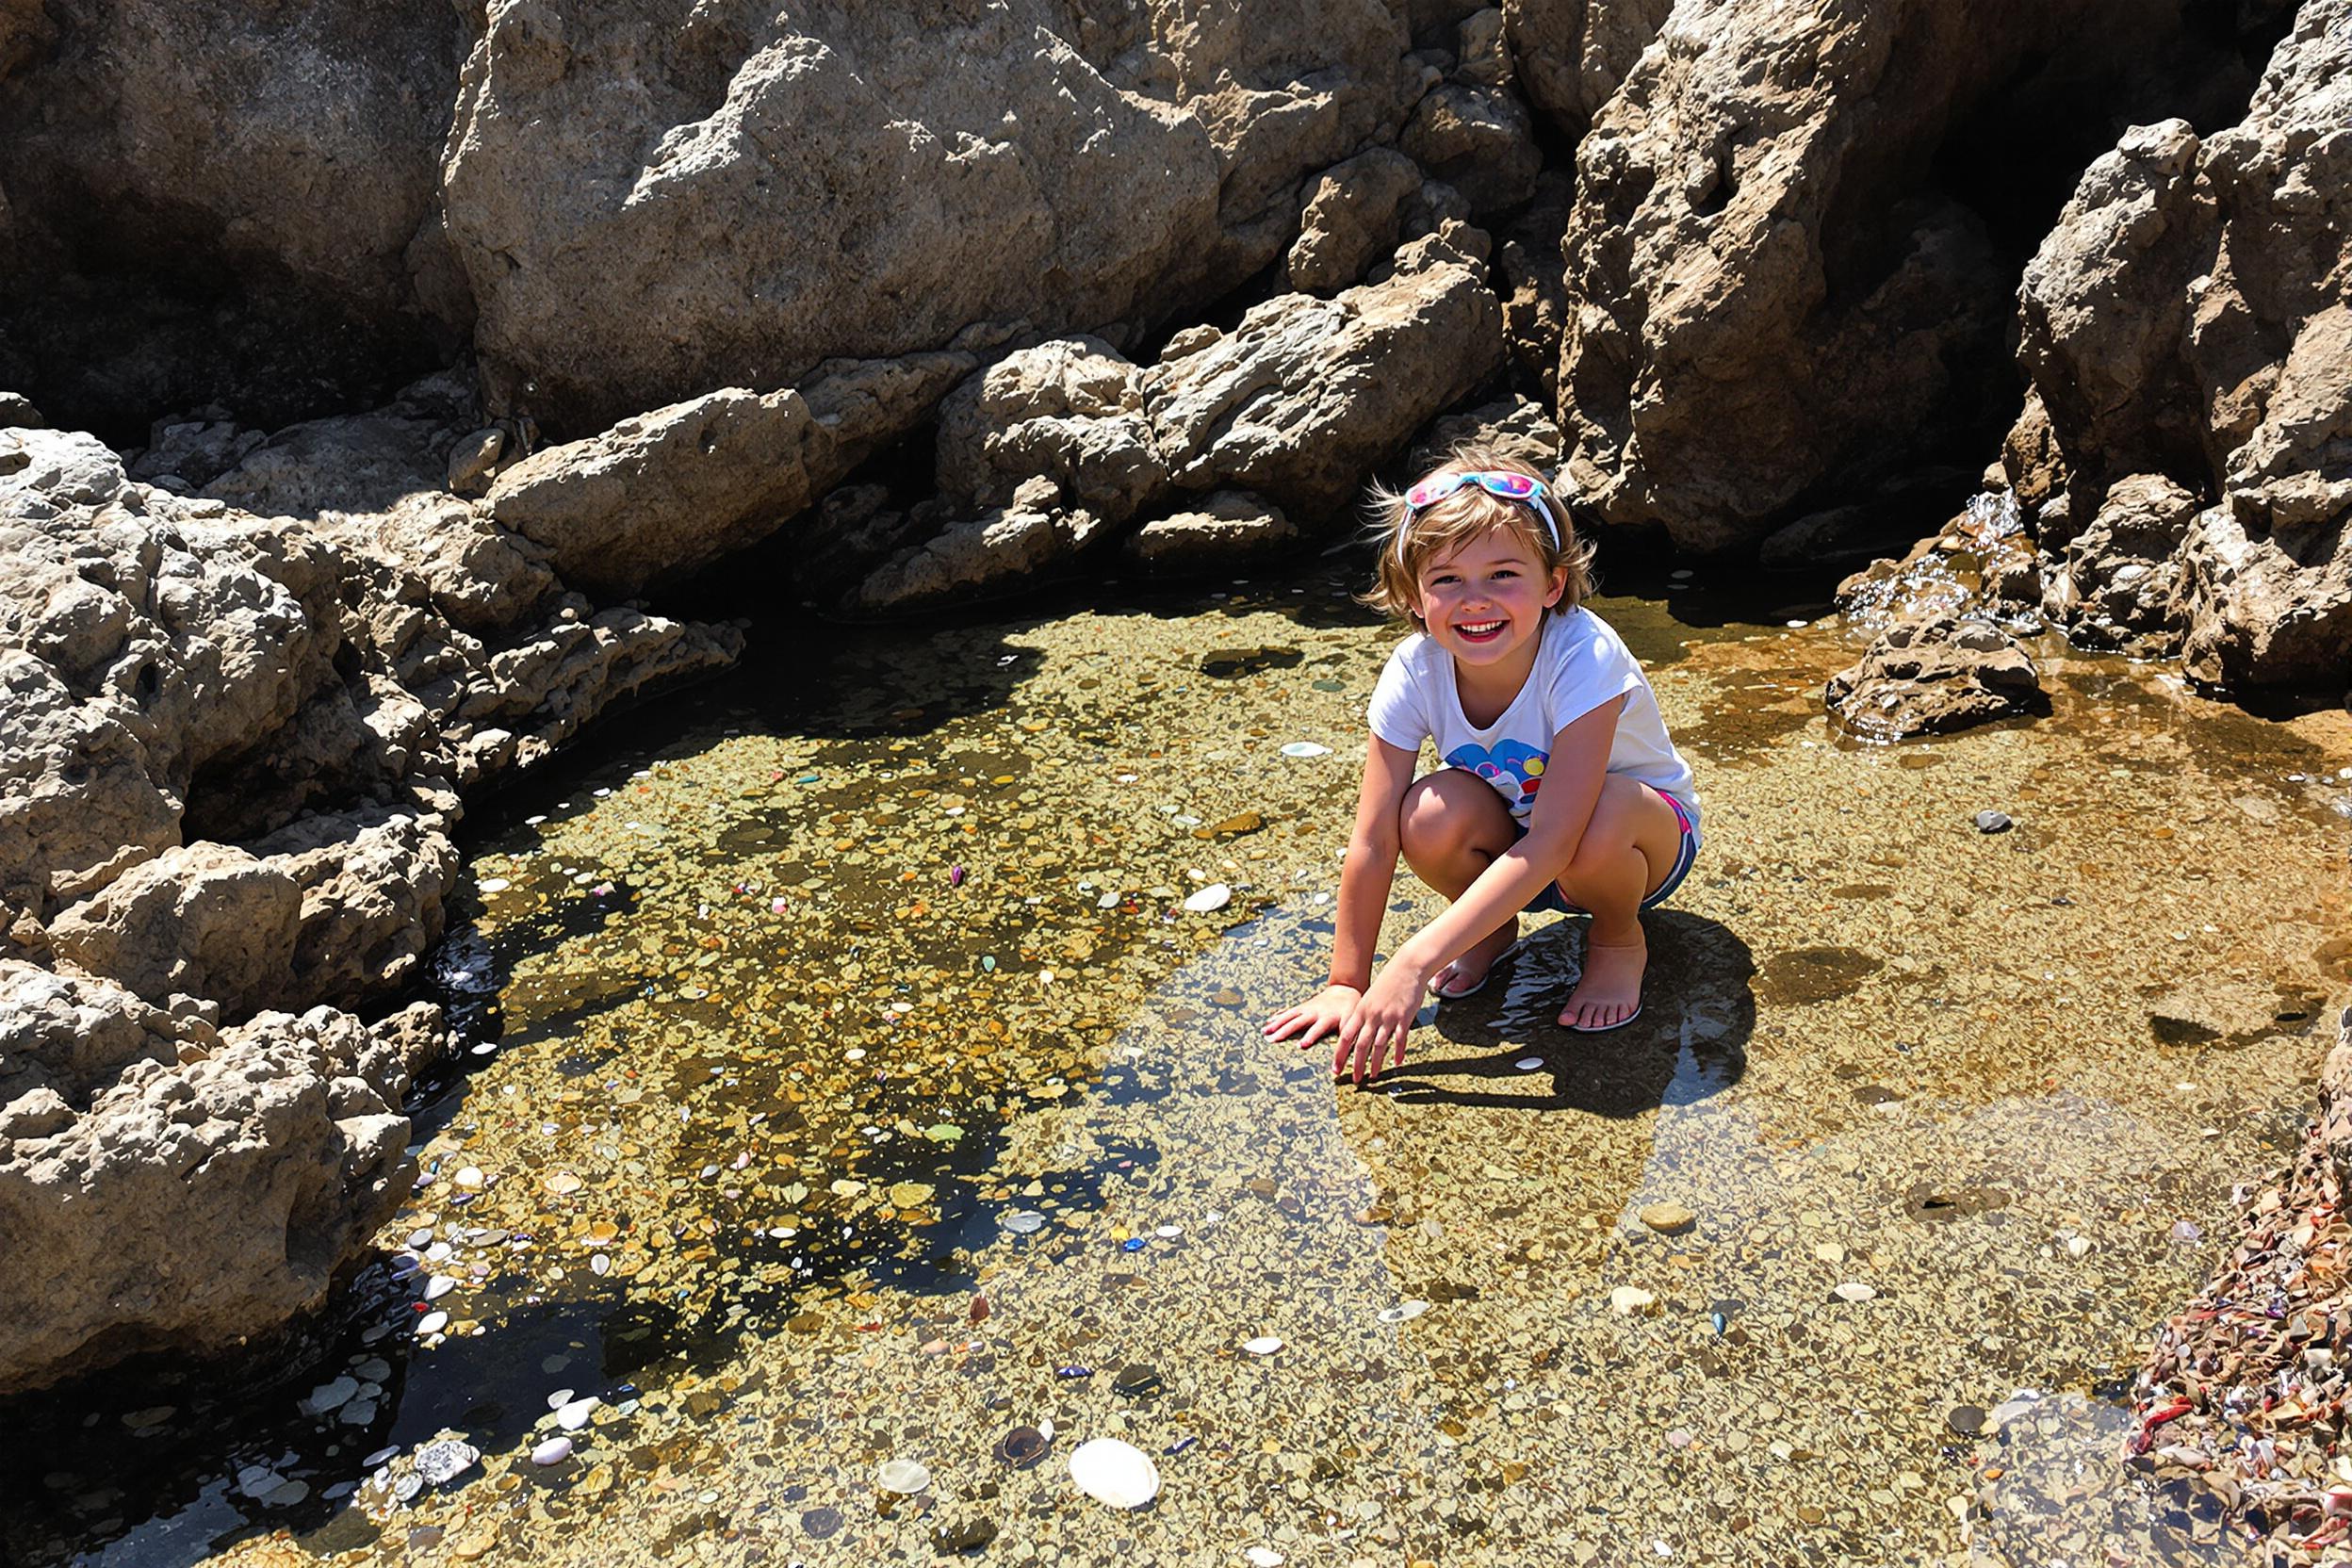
[{"x1": 1516, "y1": 789, "x2": 1697, "y2": 916}]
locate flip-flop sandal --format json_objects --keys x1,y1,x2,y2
[
  {"x1": 1563, "y1": 1004, "x2": 1642, "y2": 1034},
  {"x1": 1430, "y1": 939, "x2": 1521, "y2": 1000}
]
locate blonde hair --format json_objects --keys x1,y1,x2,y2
[{"x1": 1361, "y1": 444, "x2": 1595, "y2": 622}]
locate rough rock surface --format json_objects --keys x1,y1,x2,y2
[
  {"x1": 1401, "y1": 81, "x2": 1543, "y2": 215},
  {"x1": 2041, "y1": 473, "x2": 2197, "y2": 653},
  {"x1": 2013, "y1": 3, "x2": 2352, "y2": 691},
  {"x1": 1422, "y1": 395, "x2": 1563, "y2": 472},
  {"x1": 441, "y1": 0, "x2": 1418, "y2": 433},
  {"x1": 0, "y1": 412, "x2": 739, "y2": 1386},
  {"x1": 46, "y1": 843, "x2": 302, "y2": 1022},
  {"x1": 855, "y1": 478, "x2": 1106, "y2": 615},
  {"x1": 1823, "y1": 613, "x2": 2043, "y2": 740},
  {"x1": 1285, "y1": 149, "x2": 1426, "y2": 294},
  {"x1": 0, "y1": 962, "x2": 424, "y2": 1393},
  {"x1": 1121, "y1": 492, "x2": 1298, "y2": 573},
  {"x1": 936, "y1": 339, "x2": 1166, "y2": 522},
  {"x1": 1553, "y1": 0, "x2": 2257, "y2": 555},
  {"x1": 0, "y1": 0, "x2": 466, "y2": 431},
  {"x1": 490, "y1": 355, "x2": 972, "y2": 597},
  {"x1": 1144, "y1": 231, "x2": 1506, "y2": 517},
  {"x1": 1502, "y1": 0, "x2": 1671, "y2": 138}
]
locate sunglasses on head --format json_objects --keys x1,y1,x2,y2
[{"x1": 1397, "y1": 470, "x2": 1562, "y2": 563}]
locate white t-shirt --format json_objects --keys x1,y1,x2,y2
[{"x1": 1366, "y1": 607, "x2": 1701, "y2": 844}]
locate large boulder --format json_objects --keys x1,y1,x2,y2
[
  {"x1": 442, "y1": 0, "x2": 1417, "y2": 434},
  {"x1": 1143, "y1": 230, "x2": 1507, "y2": 517},
  {"x1": 1285, "y1": 149, "x2": 1427, "y2": 294},
  {"x1": 0, "y1": 0, "x2": 465, "y2": 433},
  {"x1": 488, "y1": 354, "x2": 972, "y2": 597},
  {"x1": 1553, "y1": 0, "x2": 2265, "y2": 556},
  {"x1": 1502, "y1": 0, "x2": 1671, "y2": 139},
  {"x1": 46, "y1": 842, "x2": 302, "y2": 1020},
  {"x1": 935, "y1": 338, "x2": 1167, "y2": 521},
  {"x1": 0, "y1": 962, "x2": 418, "y2": 1391},
  {"x1": 2014, "y1": 1, "x2": 2352, "y2": 690}
]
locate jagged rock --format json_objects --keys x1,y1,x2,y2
[
  {"x1": 1122, "y1": 493, "x2": 1298, "y2": 573},
  {"x1": 1554, "y1": 0, "x2": 2258, "y2": 555},
  {"x1": 0, "y1": 961, "x2": 414, "y2": 1392},
  {"x1": 1824, "y1": 613, "x2": 2043, "y2": 741},
  {"x1": 2009, "y1": 5, "x2": 2352, "y2": 690},
  {"x1": 1493, "y1": 172, "x2": 1574, "y2": 400},
  {"x1": 1401, "y1": 81, "x2": 1543, "y2": 216},
  {"x1": 1285, "y1": 149, "x2": 1425, "y2": 293},
  {"x1": 2042, "y1": 473, "x2": 2197, "y2": 653},
  {"x1": 0, "y1": 392, "x2": 42, "y2": 429},
  {"x1": 1422, "y1": 395, "x2": 1563, "y2": 471},
  {"x1": 1455, "y1": 8, "x2": 1512, "y2": 88},
  {"x1": 442, "y1": 2, "x2": 1413, "y2": 433},
  {"x1": 202, "y1": 371, "x2": 479, "y2": 520},
  {"x1": 253, "y1": 805, "x2": 458, "y2": 1007},
  {"x1": 46, "y1": 843, "x2": 302, "y2": 1019},
  {"x1": 490, "y1": 355, "x2": 971, "y2": 598},
  {"x1": 0, "y1": 0, "x2": 464, "y2": 432},
  {"x1": 1502, "y1": 0, "x2": 1671, "y2": 138},
  {"x1": 1145, "y1": 231, "x2": 1506, "y2": 517},
  {"x1": 126, "y1": 416, "x2": 266, "y2": 490},
  {"x1": 856, "y1": 478, "x2": 1104, "y2": 614},
  {"x1": 446, "y1": 428, "x2": 507, "y2": 498},
  {"x1": 935, "y1": 339, "x2": 1166, "y2": 521}
]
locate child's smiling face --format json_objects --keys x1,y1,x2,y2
[{"x1": 1410, "y1": 524, "x2": 1567, "y2": 676}]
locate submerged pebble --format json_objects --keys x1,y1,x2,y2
[
  {"x1": 1182, "y1": 883, "x2": 1233, "y2": 913},
  {"x1": 531, "y1": 1437, "x2": 574, "y2": 1467},
  {"x1": 876, "y1": 1457, "x2": 931, "y2": 1494}
]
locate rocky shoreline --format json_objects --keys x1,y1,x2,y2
[{"x1": 2, "y1": 1, "x2": 2348, "y2": 1553}]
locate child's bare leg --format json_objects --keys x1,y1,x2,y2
[
  {"x1": 1554, "y1": 779, "x2": 1685, "y2": 1030},
  {"x1": 1398, "y1": 770, "x2": 1521, "y2": 995}
]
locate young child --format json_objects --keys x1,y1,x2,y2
[{"x1": 1263, "y1": 446, "x2": 1701, "y2": 1085}]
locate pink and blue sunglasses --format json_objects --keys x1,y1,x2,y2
[{"x1": 1397, "y1": 470, "x2": 1562, "y2": 563}]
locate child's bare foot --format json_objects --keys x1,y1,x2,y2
[
  {"x1": 1430, "y1": 918, "x2": 1519, "y2": 999},
  {"x1": 1560, "y1": 935, "x2": 1646, "y2": 1031}
]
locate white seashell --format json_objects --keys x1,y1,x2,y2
[
  {"x1": 1609, "y1": 1286, "x2": 1657, "y2": 1315},
  {"x1": 1280, "y1": 742, "x2": 1331, "y2": 758},
  {"x1": 416, "y1": 1311, "x2": 449, "y2": 1335},
  {"x1": 556, "y1": 1396, "x2": 599, "y2": 1431},
  {"x1": 875, "y1": 1457, "x2": 931, "y2": 1494},
  {"x1": 1378, "y1": 1299, "x2": 1430, "y2": 1324},
  {"x1": 1069, "y1": 1438, "x2": 1160, "y2": 1509},
  {"x1": 1242, "y1": 1336, "x2": 1282, "y2": 1356},
  {"x1": 1247, "y1": 1549, "x2": 1286, "y2": 1567},
  {"x1": 1833, "y1": 1281, "x2": 1877, "y2": 1302},
  {"x1": 1182, "y1": 883, "x2": 1232, "y2": 913},
  {"x1": 423, "y1": 1275, "x2": 458, "y2": 1301},
  {"x1": 452, "y1": 1167, "x2": 485, "y2": 1190},
  {"x1": 547, "y1": 1388, "x2": 576, "y2": 1409},
  {"x1": 1515, "y1": 1057, "x2": 1544, "y2": 1071}
]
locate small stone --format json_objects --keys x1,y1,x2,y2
[
  {"x1": 1003, "y1": 1210, "x2": 1045, "y2": 1234},
  {"x1": 413, "y1": 1439, "x2": 480, "y2": 1487},
  {"x1": 556, "y1": 1396, "x2": 599, "y2": 1430},
  {"x1": 546, "y1": 1171, "x2": 583, "y2": 1195},
  {"x1": 452, "y1": 1167, "x2": 486, "y2": 1190},
  {"x1": 930, "y1": 1516, "x2": 998, "y2": 1553},
  {"x1": 1514, "y1": 1056, "x2": 1544, "y2": 1071},
  {"x1": 1639, "y1": 1202, "x2": 1695, "y2": 1235},
  {"x1": 1946, "y1": 1405, "x2": 1986, "y2": 1437},
  {"x1": 995, "y1": 1426, "x2": 1050, "y2": 1467},
  {"x1": 1246, "y1": 1549, "x2": 1286, "y2": 1567},
  {"x1": 1974, "y1": 810, "x2": 2012, "y2": 834},
  {"x1": 423, "y1": 1275, "x2": 458, "y2": 1300},
  {"x1": 307, "y1": 1376, "x2": 360, "y2": 1413},
  {"x1": 416, "y1": 1311, "x2": 449, "y2": 1335},
  {"x1": 531, "y1": 1437, "x2": 574, "y2": 1466},
  {"x1": 1280, "y1": 742, "x2": 1331, "y2": 758}
]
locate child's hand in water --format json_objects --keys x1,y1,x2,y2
[
  {"x1": 1262, "y1": 985, "x2": 1360, "y2": 1052},
  {"x1": 1331, "y1": 964, "x2": 1423, "y2": 1085}
]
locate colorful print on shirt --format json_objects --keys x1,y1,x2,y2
[{"x1": 1444, "y1": 739, "x2": 1548, "y2": 810}]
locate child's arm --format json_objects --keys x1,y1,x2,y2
[
  {"x1": 1261, "y1": 733, "x2": 1419, "y2": 1047},
  {"x1": 1331, "y1": 697, "x2": 1623, "y2": 1082}
]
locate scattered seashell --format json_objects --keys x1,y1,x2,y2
[
  {"x1": 1378, "y1": 1299, "x2": 1430, "y2": 1324},
  {"x1": 1247, "y1": 1549, "x2": 1285, "y2": 1567},
  {"x1": 1069, "y1": 1438, "x2": 1160, "y2": 1509},
  {"x1": 416, "y1": 1311, "x2": 449, "y2": 1335},
  {"x1": 1609, "y1": 1286, "x2": 1657, "y2": 1315},
  {"x1": 1003, "y1": 1210, "x2": 1045, "y2": 1234},
  {"x1": 423, "y1": 1275, "x2": 458, "y2": 1301},
  {"x1": 876, "y1": 1457, "x2": 932, "y2": 1494},
  {"x1": 452, "y1": 1167, "x2": 485, "y2": 1190},
  {"x1": 1242, "y1": 1336, "x2": 1283, "y2": 1356},
  {"x1": 1280, "y1": 742, "x2": 1331, "y2": 758},
  {"x1": 1182, "y1": 883, "x2": 1233, "y2": 913},
  {"x1": 413, "y1": 1439, "x2": 480, "y2": 1486},
  {"x1": 1833, "y1": 1282, "x2": 1877, "y2": 1302},
  {"x1": 546, "y1": 1171, "x2": 583, "y2": 1195},
  {"x1": 556, "y1": 1396, "x2": 599, "y2": 1431}
]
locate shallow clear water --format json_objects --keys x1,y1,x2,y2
[{"x1": 8, "y1": 564, "x2": 2350, "y2": 1567}]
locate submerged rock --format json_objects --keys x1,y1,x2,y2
[{"x1": 1823, "y1": 614, "x2": 2042, "y2": 741}]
